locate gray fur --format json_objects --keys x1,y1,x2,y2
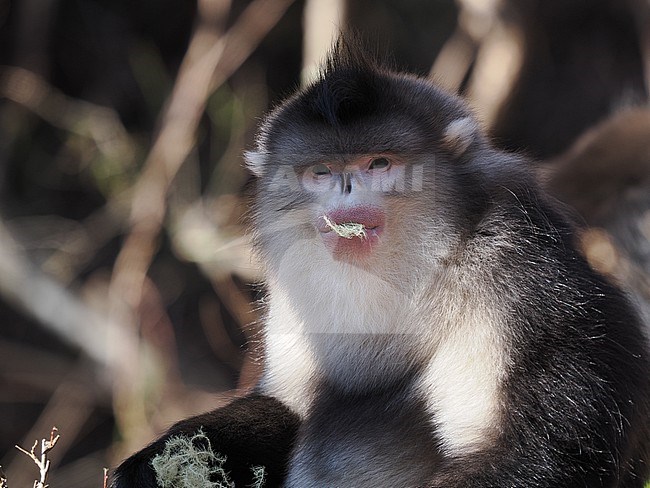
[{"x1": 248, "y1": 44, "x2": 650, "y2": 487}]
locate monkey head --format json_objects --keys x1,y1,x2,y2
[{"x1": 246, "y1": 44, "x2": 501, "y2": 286}]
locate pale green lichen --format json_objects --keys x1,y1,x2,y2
[
  {"x1": 151, "y1": 430, "x2": 232, "y2": 488},
  {"x1": 322, "y1": 215, "x2": 366, "y2": 239},
  {"x1": 249, "y1": 465, "x2": 267, "y2": 488},
  {"x1": 150, "y1": 430, "x2": 267, "y2": 488}
]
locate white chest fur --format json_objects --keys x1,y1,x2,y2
[
  {"x1": 261, "y1": 235, "x2": 509, "y2": 455},
  {"x1": 416, "y1": 306, "x2": 507, "y2": 454},
  {"x1": 261, "y1": 234, "x2": 427, "y2": 392}
]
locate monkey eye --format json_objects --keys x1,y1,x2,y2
[
  {"x1": 310, "y1": 163, "x2": 332, "y2": 176},
  {"x1": 368, "y1": 157, "x2": 391, "y2": 171}
]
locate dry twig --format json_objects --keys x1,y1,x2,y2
[
  {"x1": 14, "y1": 427, "x2": 60, "y2": 488},
  {"x1": 106, "y1": 0, "x2": 295, "y2": 453},
  {"x1": 110, "y1": 0, "x2": 295, "y2": 312}
]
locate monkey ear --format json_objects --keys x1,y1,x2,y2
[
  {"x1": 244, "y1": 150, "x2": 266, "y2": 177},
  {"x1": 442, "y1": 116, "x2": 479, "y2": 157}
]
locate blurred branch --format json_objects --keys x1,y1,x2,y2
[
  {"x1": 302, "y1": 0, "x2": 346, "y2": 84},
  {"x1": 170, "y1": 199, "x2": 260, "y2": 281},
  {"x1": 210, "y1": 0, "x2": 297, "y2": 89},
  {"x1": 0, "y1": 0, "x2": 296, "y2": 469},
  {"x1": 430, "y1": 0, "x2": 524, "y2": 126},
  {"x1": 0, "y1": 66, "x2": 137, "y2": 168},
  {"x1": 105, "y1": 0, "x2": 295, "y2": 452},
  {"x1": 429, "y1": 27, "x2": 477, "y2": 93},
  {"x1": 111, "y1": 0, "x2": 295, "y2": 312},
  {"x1": 47, "y1": 194, "x2": 131, "y2": 284},
  {"x1": 0, "y1": 219, "x2": 136, "y2": 371}
]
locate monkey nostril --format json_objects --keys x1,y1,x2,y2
[{"x1": 342, "y1": 173, "x2": 352, "y2": 194}]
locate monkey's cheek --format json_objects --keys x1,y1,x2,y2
[{"x1": 320, "y1": 227, "x2": 383, "y2": 260}]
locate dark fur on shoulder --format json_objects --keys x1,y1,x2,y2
[{"x1": 429, "y1": 188, "x2": 650, "y2": 487}]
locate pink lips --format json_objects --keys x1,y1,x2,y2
[{"x1": 318, "y1": 206, "x2": 385, "y2": 258}]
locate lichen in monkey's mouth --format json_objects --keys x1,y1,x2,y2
[
  {"x1": 317, "y1": 207, "x2": 385, "y2": 257},
  {"x1": 321, "y1": 215, "x2": 368, "y2": 239}
]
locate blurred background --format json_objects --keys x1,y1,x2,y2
[{"x1": 1, "y1": 0, "x2": 649, "y2": 486}]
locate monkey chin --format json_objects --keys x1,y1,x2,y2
[{"x1": 318, "y1": 206, "x2": 385, "y2": 261}]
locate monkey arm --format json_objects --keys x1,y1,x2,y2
[
  {"x1": 427, "y1": 428, "x2": 646, "y2": 488},
  {"x1": 426, "y1": 415, "x2": 645, "y2": 487},
  {"x1": 110, "y1": 393, "x2": 300, "y2": 488},
  {"x1": 426, "y1": 344, "x2": 649, "y2": 488}
]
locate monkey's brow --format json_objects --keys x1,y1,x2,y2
[{"x1": 272, "y1": 151, "x2": 420, "y2": 167}]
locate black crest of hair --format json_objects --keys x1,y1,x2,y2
[
  {"x1": 259, "y1": 36, "x2": 471, "y2": 158},
  {"x1": 304, "y1": 37, "x2": 386, "y2": 127}
]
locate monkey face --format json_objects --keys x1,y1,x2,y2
[
  {"x1": 246, "y1": 47, "x2": 494, "y2": 287},
  {"x1": 250, "y1": 151, "x2": 438, "y2": 271}
]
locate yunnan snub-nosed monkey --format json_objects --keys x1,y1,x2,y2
[{"x1": 112, "y1": 40, "x2": 650, "y2": 488}]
